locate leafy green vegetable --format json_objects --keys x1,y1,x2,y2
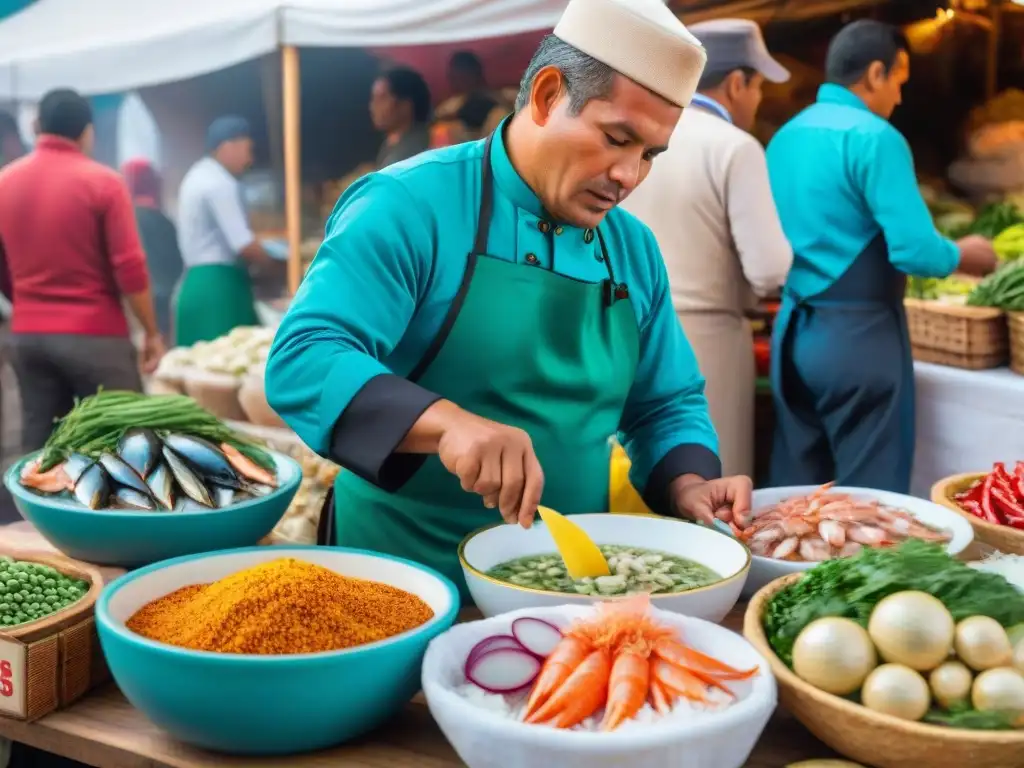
[
  {"x1": 964, "y1": 202, "x2": 1024, "y2": 239},
  {"x1": 967, "y1": 261, "x2": 1024, "y2": 309},
  {"x1": 764, "y1": 540, "x2": 1024, "y2": 667},
  {"x1": 924, "y1": 702, "x2": 1022, "y2": 730}
]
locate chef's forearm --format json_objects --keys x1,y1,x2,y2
[
  {"x1": 396, "y1": 399, "x2": 463, "y2": 453},
  {"x1": 642, "y1": 445, "x2": 722, "y2": 516}
]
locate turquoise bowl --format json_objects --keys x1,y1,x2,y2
[
  {"x1": 3, "y1": 451, "x2": 301, "y2": 567},
  {"x1": 96, "y1": 546, "x2": 460, "y2": 755}
]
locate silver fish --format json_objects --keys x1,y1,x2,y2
[
  {"x1": 162, "y1": 447, "x2": 213, "y2": 507},
  {"x1": 111, "y1": 487, "x2": 157, "y2": 510},
  {"x1": 176, "y1": 498, "x2": 209, "y2": 512},
  {"x1": 212, "y1": 486, "x2": 235, "y2": 508},
  {"x1": 73, "y1": 463, "x2": 110, "y2": 510},
  {"x1": 162, "y1": 434, "x2": 240, "y2": 488},
  {"x1": 63, "y1": 453, "x2": 94, "y2": 485},
  {"x1": 145, "y1": 462, "x2": 175, "y2": 510},
  {"x1": 241, "y1": 482, "x2": 274, "y2": 498},
  {"x1": 117, "y1": 429, "x2": 161, "y2": 478},
  {"x1": 98, "y1": 453, "x2": 153, "y2": 497}
]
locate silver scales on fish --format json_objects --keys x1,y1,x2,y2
[{"x1": 36, "y1": 431, "x2": 277, "y2": 512}]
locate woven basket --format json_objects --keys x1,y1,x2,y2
[
  {"x1": 931, "y1": 472, "x2": 1024, "y2": 555},
  {"x1": 743, "y1": 574, "x2": 1024, "y2": 768},
  {"x1": 1008, "y1": 312, "x2": 1024, "y2": 375},
  {"x1": 905, "y1": 298, "x2": 1008, "y2": 369}
]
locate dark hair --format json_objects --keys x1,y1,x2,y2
[
  {"x1": 379, "y1": 67, "x2": 432, "y2": 124},
  {"x1": 38, "y1": 88, "x2": 93, "y2": 141},
  {"x1": 515, "y1": 35, "x2": 616, "y2": 116},
  {"x1": 450, "y1": 51, "x2": 484, "y2": 78},
  {"x1": 698, "y1": 66, "x2": 757, "y2": 92},
  {"x1": 825, "y1": 20, "x2": 909, "y2": 86}
]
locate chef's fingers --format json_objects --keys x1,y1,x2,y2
[
  {"x1": 456, "y1": 451, "x2": 482, "y2": 493},
  {"x1": 725, "y1": 476, "x2": 753, "y2": 521},
  {"x1": 498, "y1": 447, "x2": 525, "y2": 524},
  {"x1": 517, "y1": 451, "x2": 544, "y2": 529},
  {"x1": 474, "y1": 449, "x2": 502, "y2": 509}
]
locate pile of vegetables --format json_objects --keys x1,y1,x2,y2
[
  {"x1": 0, "y1": 556, "x2": 89, "y2": 628},
  {"x1": 38, "y1": 390, "x2": 273, "y2": 473},
  {"x1": 906, "y1": 275, "x2": 976, "y2": 302},
  {"x1": 994, "y1": 224, "x2": 1024, "y2": 262},
  {"x1": 967, "y1": 262, "x2": 1024, "y2": 310},
  {"x1": 763, "y1": 541, "x2": 1024, "y2": 729},
  {"x1": 155, "y1": 326, "x2": 274, "y2": 379},
  {"x1": 952, "y1": 202, "x2": 1024, "y2": 240},
  {"x1": 954, "y1": 462, "x2": 1024, "y2": 529}
]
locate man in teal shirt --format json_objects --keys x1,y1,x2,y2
[
  {"x1": 766, "y1": 20, "x2": 996, "y2": 493},
  {"x1": 266, "y1": 0, "x2": 753, "y2": 595}
]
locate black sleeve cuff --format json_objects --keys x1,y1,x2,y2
[
  {"x1": 642, "y1": 443, "x2": 723, "y2": 517},
  {"x1": 329, "y1": 374, "x2": 441, "y2": 492}
]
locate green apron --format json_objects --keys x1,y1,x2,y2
[
  {"x1": 318, "y1": 133, "x2": 641, "y2": 599},
  {"x1": 172, "y1": 263, "x2": 260, "y2": 347}
]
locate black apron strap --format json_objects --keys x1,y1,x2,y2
[
  {"x1": 472, "y1": 132, "x2": 497, "y2": 255},
  {"x1": 315, "y1": 486, "x2": 336, "y2": 546}
]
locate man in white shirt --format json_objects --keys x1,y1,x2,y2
[
  {"x1": 174, "y1": 116, "x2": 272, "y2": 346},
  {"x1": 621, "y1": 18, "x2": 793, "y2": 479}
]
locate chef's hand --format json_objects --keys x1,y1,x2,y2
[
  {"x1": 425, "y1": 404, "x2": 544, "y2": 527},
  {"x1": 956, "y1": 235, "x2": 998, "y2": 277},
  {"x1": 671, "y1": 474, "x2": 753, "y2": 529}
]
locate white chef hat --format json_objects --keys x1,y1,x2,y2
[{"x1": 554, "y1": 0, "x2": 707, "y2": 108}]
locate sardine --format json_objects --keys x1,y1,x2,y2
[
  {"x1": 163, "y1": 434, "x2": 240, "y2": 488},
  {"x1": 117, "y1": 429, "x2": 161, "y2": 478},
  {"x1": 162, "y1": 447, "x2": 213, "y2": 507},
  {"x1": 98, "y1": 453, "x2": 153, "y2": 497},
  {"x1": 111, "y1": 487, "x2": 157, "y2": 510},
  {"x1": 212, "y1": 485, "x2": 235, "y2": 508},
  {"x1": 241, "y1": 482, "x2": 273, "y2": 498},
  {"x1": 73, "y1": 463, "x2": 110, "y2": 509},
  {"x1": 176, "y1": 498, "x2": 209, "y2": 512},
  {"x1": 63, "y1": 453, "x2": 94, "y2": 485},
  {"x1": 145, "y1": 462, "x2": 175, "y2": 510}
]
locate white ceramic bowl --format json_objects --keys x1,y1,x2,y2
[
  {"x1": 459, "y1": 514, "x2": 750, "y2": 622},
  {"x1": 741, "y1": 486, "x2": 976, "y2": 598},
  {"x1": 422, "y1": 604, "x2": 777, "y2": 768}
]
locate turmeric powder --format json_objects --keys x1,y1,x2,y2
[{"x1": 126, "y1": 558, "x2": 435, "y2": 654}]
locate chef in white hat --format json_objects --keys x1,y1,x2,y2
[{"x1": 266, "y1": 0, "x2": 753, "y2": 598}]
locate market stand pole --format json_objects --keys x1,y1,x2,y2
[{"x1": 282, "y1": 45, "x2": 302, "y2": 296}]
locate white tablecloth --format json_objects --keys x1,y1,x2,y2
[{"x1": 911, "y1": 362, "x2": 1024, "y2": 498}]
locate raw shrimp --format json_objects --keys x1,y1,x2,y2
[
  {"x1": 19, "y1": 459, "x2": 73, "y2": 494},
  {"x1": 520, "y1": 595, "x2": 758, "y2": 731},
  {"x1": 737, "y1": 484, "x2": 951, "y2": 563}
]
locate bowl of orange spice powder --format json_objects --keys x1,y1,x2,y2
[{"x1": 94, "y1": 546, "x2": 460, "y2": 755}]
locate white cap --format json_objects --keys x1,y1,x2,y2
[
  {"x1": 554, "y1": 0, "x2": 707, "y2": 107},
  {"x1": 688, "y1": 19, "x2": 790, "y2": 84}
]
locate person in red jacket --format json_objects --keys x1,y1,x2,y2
[{"x1": 0, "y1": 89, "x2": 164, "y2": 452}]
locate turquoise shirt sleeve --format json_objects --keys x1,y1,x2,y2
[
  {"x1": 617, "y1": 227, "x2": 722, "y2": 509},
  {"x1": 857, "y1": 127, "x2": 960, "y2": 278},
  {"x1": 265, "y1": 174, "x2": 441, "y2": 488}
]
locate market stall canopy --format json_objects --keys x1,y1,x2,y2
[
  {"x1": 672, "y1": 0, "x2": 886, "y2": 22},
  {"x1": 0, "y1": 0, "x2": 581, "y2": 99}
]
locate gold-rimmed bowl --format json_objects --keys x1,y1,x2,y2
[{"x1": 459, "y1": 514, "x2": 750, "y2": 620}]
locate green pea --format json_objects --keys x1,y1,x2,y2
[{"x1": 42, "y1": 579, "x2": 54, "y2": 589}]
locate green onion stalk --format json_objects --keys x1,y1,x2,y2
[{"x1": 38, "y1": 390, "x2": 274, "y2": 472}]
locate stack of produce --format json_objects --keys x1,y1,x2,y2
[
  {"x1": 0, "y1": 556, "x2": 88, "y2": 628},
  {"x1": 763, "y1": 541, "x2": 1024, "y2": 729},
  {"x1": 905, "y1": 275, "x2": 976, "y2": 303},
  {"x1": 967, "y1": 263, "x2": 1024, "y2": 311},
  {"x1": 953, "y1": 462, "x2": 1024, "y2": 529},
  {"x1": 459, "y1": 594, "x2": 759, "y2": 731},
  {"x1": 127, "y1": 557, "x2": 434, "y2": 654},
  {"x1": 18, "y1": 390, "x2": 278, "y2": 513},
  {"x1": 152, "y1": 327, "x2": 282, "y2": 426}
]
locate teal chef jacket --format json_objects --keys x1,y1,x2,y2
[{"x1": 265, "y1": 127, "x2": 721, "y2": 588}]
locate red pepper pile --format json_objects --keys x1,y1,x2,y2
[{"x1": 955, "y1": 462, "x2": 1024, "y2": 528}]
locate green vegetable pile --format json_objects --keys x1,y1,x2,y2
[
  {"x1": 0, "y1": 557, "x2": 88, "y2": 627},
  {"x1": 38, "y1": 390, "x2": 273, "y2": 472},
  {"x1": 967, "y1": 261, "x2": 1024, "y2": 310},
  {"x1": 763, "y1": 541, "x2": 1024, "y2": 729},
  {"x1": 952, "y1": 202, "x2": 1024, "y2": 240},
  {"x1": 906, "y1": 275, "x2": 975, "y2": 301}
]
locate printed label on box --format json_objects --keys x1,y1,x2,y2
[{"x1": 0, "y1": 639, "x2": 26, "y2": 718}]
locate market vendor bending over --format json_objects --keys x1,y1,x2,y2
[{"x1": 266, "y1": 0, "x2": 752, "y2": 595}]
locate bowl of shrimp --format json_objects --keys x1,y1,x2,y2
[
  {"x1": 421, "y1": 597, "x2": 777, "y2": 768},
  {"x1": 739, "y1": 484, "x2": 975, "y2": 597}
]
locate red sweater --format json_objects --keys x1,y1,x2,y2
[{"x1": 0, "y1": 136, "x2": 150, "y2": 336}]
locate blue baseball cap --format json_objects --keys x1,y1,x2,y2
[{"x1": 205, "y1": 115, "x2": 251, "y2": 152}]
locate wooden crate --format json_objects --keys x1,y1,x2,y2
[
  {"x1": 1009, "y1": 311, "x2": 1024, "y2": 376},
  {"x1": 905, "y1": 298, "x2": 1008, "y2": 369},
  {"x1": 0, "y1": 550, "x2": 107, "y2": 721}
]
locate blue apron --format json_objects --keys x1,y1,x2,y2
[{"x1": 769, "y1": 235, "x2": 914, "y2": 492}]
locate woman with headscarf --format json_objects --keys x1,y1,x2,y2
[{"x1": 121, "y1": 159, "x2": 182, "y2": 342}]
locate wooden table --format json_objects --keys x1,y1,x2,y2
[{"x1": 0, "y1": 526, "x2": 841, "y2": 767}]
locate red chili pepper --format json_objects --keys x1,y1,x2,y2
[
  {"x1": 1015, "y1": 462, "x2": 1024, "y2": 503},
  {"x1": 961, "y1": 499, "x2": 985, "y2": 520},
  {"x1": 980, "y1": 474, "x2": 1004, "y2": 525},
  {"x1": 992, "y1": 487, "x2": 1024, "y2": 524},
  {"x1": 956, "y1": 479, "x2": 986, "y2": 505}
]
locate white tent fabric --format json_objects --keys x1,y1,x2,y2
[{"x1": 0, "y1": 0, "x2": 578, "y2": 99}]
